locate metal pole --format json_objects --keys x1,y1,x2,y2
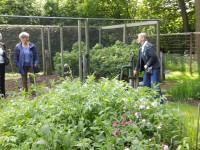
[
  {"x1": 60, "y1": 26, "x2": 64, "y2": 77},
  {"x1": 78, "y1": 20, "x2": 83, "y2": 82},
  {"x1": 41, "y1": 27, "x2": 46, "y2": 74}
]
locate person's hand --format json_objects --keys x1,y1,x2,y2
[
  {"x1": 144, "y1": 64, "x2": 148, "y2": 69},
  {"x1": 133, "y1": 70, "x2": 138, "y2": 76}
]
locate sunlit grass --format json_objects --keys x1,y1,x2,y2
[
  {"x1": 167, "y1": 102, "x2": 200, "y2": 147},
  {"x1": 169, "y1": 102, "x2": 198, "y2": 118},
  {"x1": 164, "y1": 71, "x2": 200, "y2": 101},
  {"x1": 165, "y1": 71, "x2": 199, "y2": 81}
]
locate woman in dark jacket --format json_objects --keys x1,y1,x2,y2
[
  {"x1": 14, "y1": 32, "x2": 39, "y2": 93},
  {"x1": 0, "y1": 33, "x2": 7, "y2": 98},
  {"x1": 133, "y1": 33, "x2": 163, "y2": 103}
]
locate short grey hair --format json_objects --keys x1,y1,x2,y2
[
  {"x1": 19, "y1": 32, "x2": 29, "y2": 39},
  {"x1": 0, "y1": 33, "x2": 2, "y2": 40},
  {"x1": 138, "y1": 33, "x2": 147, "y2": 40}
]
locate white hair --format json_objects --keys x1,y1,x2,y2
[
  {"x1": 19, "y1": 32, "x2": 29, "y2": 39},
  {"x1": 0, "y1": 33, "x2": 2, "y2": 40},
  {"x1": 138, "y1": 33, "x2": 147, "y2": 40}
]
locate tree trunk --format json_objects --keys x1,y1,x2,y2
[
  {"x1": 178, "y1": 0, "x2": 190, "y2": 32},
  {"x1": 195, "y1": 0, "x2": 200, "y2": 73}
]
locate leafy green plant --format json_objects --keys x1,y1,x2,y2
[{"x1": 0, "y1": 76, "x2": 192, "y2": 149}]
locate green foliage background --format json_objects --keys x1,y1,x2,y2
[
  {"x1": 54, "y1": 41, "x2": 139, "y2": 78},
  {"x1": 0, "y1": 0, "x2": 195, "y2": 33}
]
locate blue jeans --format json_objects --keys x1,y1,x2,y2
[{"x1": 143, "y1": 68, "x2": 162, "y2": 97}]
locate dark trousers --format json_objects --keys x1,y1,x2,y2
[
  {"x1": 143, "y1": 68, "x2": 162, "y2": 97},
  {"x1": 0, "y1": 63, "x2": 5, "y2": 97},
  {"x1": 21, "y1": 66, "x2": 34, "y2": 92}
]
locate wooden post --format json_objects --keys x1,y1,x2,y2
[
  {"x1": 99, "y1": 27, "x2": 102, "y2": 45},
  {"x1": 78, "y1": 20, "x2": 82, "y2": 82},
  {"x1": 60, "y1": 26, "x2": 64, "y2": 77},
  {"x1": 45, "y1": 50, "x2": 50, "y2": 75},
  {"x1": 123, "y1": 24, "x2": 126, "y2": 44},
  {"x1": 47, "y1": 27, "x2": 52, "y2": 75},
  {"x1": 189, "y1": 33, "x2": 193, "y2": 74},
  {"x1": 156, "y1": 21, "x2": 162, "y2": 81},
  {"x1": 84, "y1": 19, "x2": 89, "y2": 79},
  {"x1": 41, "y1": 27, "x2": 46, "y2": 74},
  {"x1": 160, "y1": 51, "x2": 165, "y2": 81}
]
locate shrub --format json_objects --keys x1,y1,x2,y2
[
  {"x1": 53, "y1": 40, "x2": 139, "y2": 78},
  {"x1": 90, "y1": 40, "x2": 138, "y2": 78},
  {"x1": 53, "y1": 41, "x2": 86, "y2": 76}
]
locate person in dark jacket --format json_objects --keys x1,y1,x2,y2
[
  {"x1": 0, "y1": 33, "x2": 7, "y2": 98},
  {"x1": 133, "y1": 33, "x2": 163, "y2": 103},
  {"x1": 14, "y1": 32, "x2": 39, "y2": 94}
]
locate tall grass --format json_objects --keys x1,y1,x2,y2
[
  {"x1": 167, "y1": 78, "x2": 200, "y2": 101},
  {"x1": 168, "y1": 102, "x2": 200, "y2": 148},
  {"x1": 164, "y1": 53, "x2": 200, "y2": 101}
]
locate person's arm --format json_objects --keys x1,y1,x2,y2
[
  {"x1": 33, "y1": 45, "x2": 39, "y2": 66},
  {"x1": 2, "y1": 43, "x2": 6, "y2": 51},
  {"x1": 146, "y1": 45, "x2": 157, "y2": 67}
]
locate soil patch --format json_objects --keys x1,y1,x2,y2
[{"x1": 5, "y1": 73, "x2": 60, "y2": 93}]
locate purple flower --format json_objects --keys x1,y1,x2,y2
[
  {"x1": 128, "y1": 121, "x2": 133, "y2": 125},
  {"x1": 112, "y1": 121, "x2": 118, "y2": 127},
  {"x1": 120, "y1": 119, "x2": 126, "y2": 126},
  {"x1": 112, "y1": 129, "x2": 121, "y2": 135}
]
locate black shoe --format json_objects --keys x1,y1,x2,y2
[{"x1": 160, "y1": 99, "x2": 164, "y2": 104}]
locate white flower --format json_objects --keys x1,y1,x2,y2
[
  {"x1": 142, "y1": 119, "x2": 146, "y2": 122},
  {"x1": 157, "y1": 123, "x2": 162, "y2": 129},
  {"x1": 163, "y1": 145, "x2": 169, "y2": 150},
  {"x1": 139, "y1": 104, "x2": 145, "y2": 109},
  {"x1": 134, "y1": 112, "x2": 140, "y2": 118},
  {"x1": 64, "y1": 63, "x2": 69, "y2": 67},
  {"x1": 151, "y1": 101, "x2": 158, "y2": 108},
  {"x1": 147, "y1": 122, "x2": 151, "y2": 126},
  {"x1": 146, "y1": 106, "x2": 150, "y2": 109}
]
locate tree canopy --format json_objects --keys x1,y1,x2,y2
[{"x1": 0, "y1": 0, "x2": 196, "y2": 33}]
